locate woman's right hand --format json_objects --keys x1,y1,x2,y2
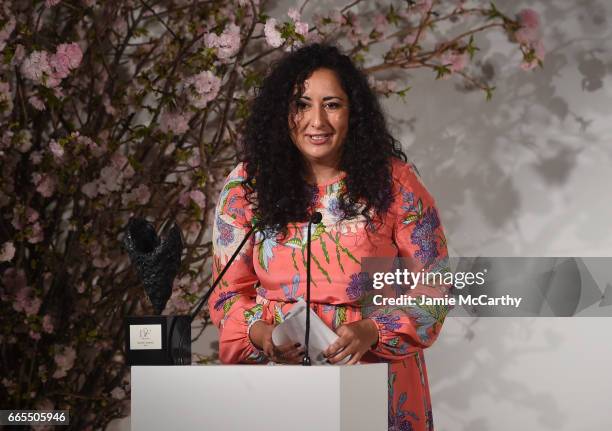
[{"x1": 249, "y1": 321, "x2": 304, "y2": 364}]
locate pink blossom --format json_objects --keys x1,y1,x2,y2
[
  {"x1": 53, "y1": 346, "x2": 76, "y2": 379},
  {"x1": 49, "y1": 53, "x2": 71, "y2": 79},
  {"x1": 514, "y1": 27, "x2": 539, "y2": 45},
  {"x1": 111, "y1": 387, "x2": 126, "y2": 399},
  {"x1": 24, "y1": 297, "x2": 42, "y2": 316},
  {"x1": 21, "y1": 51, "x2": 52, "y2": 84},
  {"x1": 534, "y1": 40, "x2": 545, "y2": 61},
  {"x1": 345, "y1": 13, "x2": 368, "y2": 46},
  {"x1": 46, "y1": 0, "x2": 61, "y2": 7},
  {"x1": 160, "y1": 110, "x2": 190, "y2": 135},
  {"x1": 521, "y1": 61, "x2": 538, "y2": 72},
  {"x1": 123, "y1": 184, "x2": 151, "y2": 205},
  {"x1": 134, "y1": 184, "x2": 151, "y2": 204},
  {"x1": 295, "y1": 22, "x2": 309, "y2": 37},
  {"x1": 32, "y1": 173, "x2": 56, "y2": 198},
  {"x1": 29, "y1": 330, "x2": 41, "y2": 340},
  {"x1": 99, "y1": 165, "x2": 122, "y2": 193},
  {"x1": 264, "y1": 18, "x2": 283, "y2": 48},
  {"x1": 329, "y1": 10, "x2": 346, "y2": 25},
  {"x1": 515, "y1": 9, "x2": 541, "y2": 46},
  {"x1": 26, "y1": 207, "x2": 39, "y2": 223},
  {"x1": 306, "y1": 32, "x2": 323, "y2": 44},
  {"x1": 517, "y1": 9, "x2": 540, "y2": 30},
  {"x1": 185, "y1": 70, "x2": 221, "y2": 109},
  {"x1": 81, "y1": 181, "x2": 99, "y2": 198},
  {"x1": 28, "y1": 95, "x2": 46, "y2": 111},
  {"x1": 178, "y1": 191, "x2": 191, "y2": 207},
  {"x1": 13, "y1": 285, "x2": 41, "y2": 316},
  {"x1": 0, "y1": 242, "x2": 15, "y2": 262},
  {"x1": 47, "y1": 43, "x2": 82, "y2": 82},
  {"x1": 78, "y1": 135, "x2": 105, "y2": 157},
  {"x1": 56, "y1": 43, "x2": 83, "y2": 70},
  {"x1": 189, "y1": 190, "x2": 206, "y2": 209},
  {"x1": 111, "y1": 153, "x2": 128, "y2": 170},
  {"x1": 207, "y1": 24, "x2": 241, "y2": 60},
  {"x1": 288, "y1": 8, "x2": 301, "y2": 22},
  {"x1": 521, "y1": 40, "x2": 545, "y2": 71},
  {"x1": 1, "y1": 129, "x2": 13, "y2": 150},
  {"x1": 124, "y1": 163, "x2": 135, "y2": 178},
  {"x1": 312, "y1": 13, "x2": 335, "y2": 36},
  {"x1": 30, "y1": 150, "x2": 43, "y2": 164},
  {"x1": 374, "y1": 14, "x2": 389, "y2": 35},
  {"x1": 28, "y1": 222, "x2": 44, "y2": 244},
  {"x1": 218, "y1": 26, "x2": 241, "y2": 60},
  {"x1": 13, "y1": 286, "x2": 31, "y2": 312},
  {"x1": 42, "y1": 315, "x2": 54, "y2": 333},
  {"x1": 368, "y1": 76, "x2": 397, "y2": 94},
  {"x1": 441, "y1": 50, "x2": 468, "y2": 73},
  {"x1": 49, "y1": 140, "x2": 64, "y2": 158}
]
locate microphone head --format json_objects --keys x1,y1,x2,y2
[{"x1": 310, "y1": 212, "x2": 322, "y2": 224}]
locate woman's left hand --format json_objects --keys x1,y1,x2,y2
[{"x1": 324, "y1": 319, "x2": 379, "y2": 365}]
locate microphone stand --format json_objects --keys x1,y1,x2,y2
[
  {"x1": 170, "y1": 224, "x2": 257, "y2": 364},
  {"x1": 302, "y1": 212, "x2": 322, "y2": 366}
]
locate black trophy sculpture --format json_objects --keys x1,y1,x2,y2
[
  {"x1": 123, "y1": 218, "x2": 191, "y2": 365},
  {"x1": 123, "y1": 218, "x2": 182, "y2": 315}
]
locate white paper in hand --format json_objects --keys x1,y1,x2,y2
[{"x1": 272, "y1": 299, "x2": 350, "y2": 365}]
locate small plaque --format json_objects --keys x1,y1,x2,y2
[
  {"x1": 129, "y1": 324, "x2": 163, "y2": 350},
  {"x1": 125, "y1": 315, "x2": 191, "y2": 365}
]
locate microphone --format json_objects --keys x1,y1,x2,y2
[
  {"x1": 302, "y1": 211, "x2": 322, "y2": 366},
  {"x1": 310, "y1": 212, "x2": 323, "y2": 224}
]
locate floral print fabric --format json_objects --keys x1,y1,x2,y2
[{"x1": 208, "y1": 158, "x2": 451, "y2": 431}]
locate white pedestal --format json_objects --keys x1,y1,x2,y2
[{"x1": 131, "y1": 364, "x2": 388, "y2": 431}]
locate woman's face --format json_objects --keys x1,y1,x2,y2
[{"x1": 288, "y1": 68, "x2": 349, "y2": 170}]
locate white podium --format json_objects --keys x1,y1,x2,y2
[{"x1": 131, "y1": 364, "x2": 388, "y2": 431}]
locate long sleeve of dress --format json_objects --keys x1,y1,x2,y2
[
  {"x1": 208, "y1": 164, "x2": 271, "y2": 364},
  {"x1": 367, "y1": 162, "x2": 452, "y2": 360}
]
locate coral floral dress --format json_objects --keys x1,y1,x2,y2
[{"x1": 208, "y1": 158, "x2": 451, "y2": 431}]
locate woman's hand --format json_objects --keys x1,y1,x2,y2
[
  {"x1": 249, "y1": 321, "x2": 304, "y2": 364},
  {"x1": 324, "y1": 319, "x2": 379, "y2": 365}
]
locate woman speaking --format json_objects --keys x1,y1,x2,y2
[{"x1": 208, "y1": 43, "x2": 451, "y2": 431}]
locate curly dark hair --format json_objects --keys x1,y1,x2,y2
[{"x1": 241, "y1": 43, "x2": 407, "y2": 234}]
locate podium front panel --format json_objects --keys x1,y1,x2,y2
[{"x1": 132, "y1": 364, "x2": 387, "y2": 431}]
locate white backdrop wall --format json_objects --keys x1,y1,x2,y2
[{"x1": 378, "y1": 0, "x2": 612, "y2": 430}]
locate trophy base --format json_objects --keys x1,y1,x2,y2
[{"x1": 124, "y1": 315, "x2": 192, "y2": 365}]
